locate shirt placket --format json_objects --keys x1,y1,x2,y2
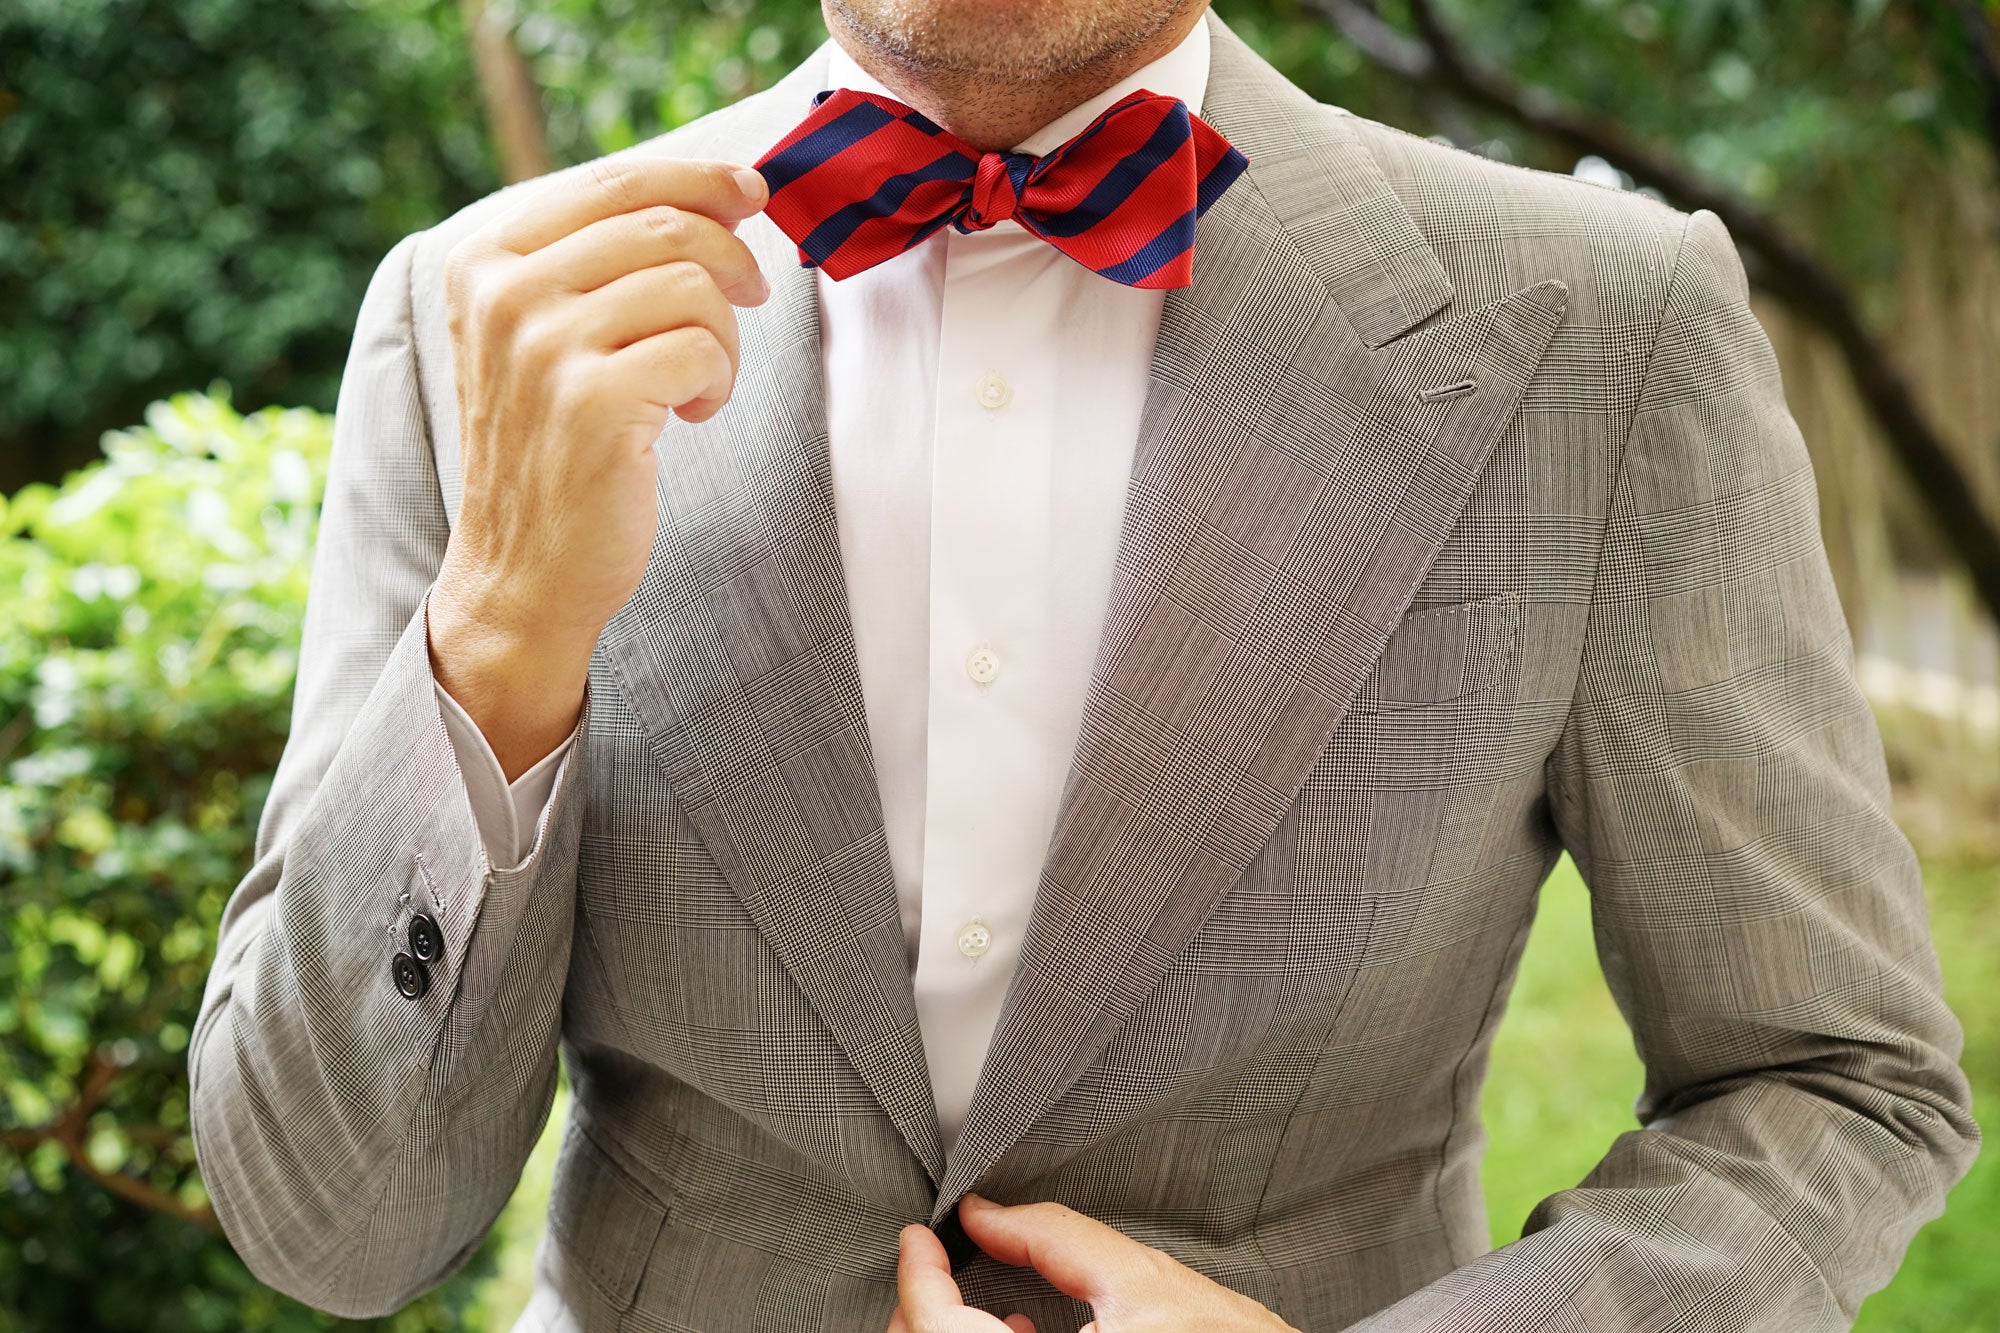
[{"x1": 913, "y1": 223, "x2": 1058, "y2": 1146}]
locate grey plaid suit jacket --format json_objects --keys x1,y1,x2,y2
[{"x1": 189, "y1": 12, "x2": 1979, "y2": 1331}]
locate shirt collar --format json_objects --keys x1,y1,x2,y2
[{"x1": 821, "y1": 14, "x2": 1210, "y2": 158}]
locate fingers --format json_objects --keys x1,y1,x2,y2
[
  {"x1": 897, "y1": 1224, "x2": 972, "y2": 1330},
  {"x1": 489, "y1": 157, "x2": 769, "y2": 255},
  {"x1": 522, "y1": 203, "x2": 769, "y2": 305},
  {"x1": 571, "y1": 263, "x2": 740, "y2": 373},
  {"x1": 599, "y1": 325, "x2": 737, "y2": 424},
  {"x1": 956, "y1": 1194, "x2": 1142, "y2": 1307},
  {"x1": 1004, "y1": 1316, "x2": 1036, "y2": 1333}
]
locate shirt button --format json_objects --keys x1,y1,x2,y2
[
  {"x1": 965, "y1": 646, "x2": 1001, "y2": 684},
  {"x1": 956, "y1": 921, "x2": 993, "y2": 959},
  {"x1": 973, "y1": 372, "x2": 1011, "y2": 411}
]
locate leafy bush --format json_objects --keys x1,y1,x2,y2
[
  {"x1": 0, "y1": 0, "x2": 493, "y2": 488},
  {"x1": 0, "y1": 390, "x2": 490, "y2": 1330},
  {"x1": 513, "y1": 0, "x2": 823, "y2": 159}
]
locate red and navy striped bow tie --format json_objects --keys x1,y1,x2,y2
[{"x1": 752, "y1": 87, "x2": 1249, "y2": 290}]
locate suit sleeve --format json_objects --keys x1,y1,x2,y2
[
  {"x1": 1344, "y1": 208, "x2": 1980, "y2": 1331},
  {"x1": 188, "y1": 231, "x2": 594, "y2": 1318}
]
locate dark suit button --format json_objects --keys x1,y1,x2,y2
[
  {"x1": 408, "y1": 912, "x2": 444, "y2": 964},
  {"x1": 392, "y1": 951, "x2": 429, "y2": 999},
  {"x1": 935, "y1": 1209, "x2": 978, "y2": 1270}
]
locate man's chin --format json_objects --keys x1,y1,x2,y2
[{"x1": 824, "y1": 0, "x2": 1187, "y2": 81}]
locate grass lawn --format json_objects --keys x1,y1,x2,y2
[{"x1": 476, "y1": 853, "x2": 1995, "y2": 1328}]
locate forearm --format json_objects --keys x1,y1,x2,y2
[
  {"x1": 189, "y1": 600, "x2": 593, "y2": 1316},
  {"x1": 1341, "y1": 1064, "x2": 1974, "y2": 1332}
]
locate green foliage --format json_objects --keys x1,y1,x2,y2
[
  {"x1": 0, "y1": 391, "x2": 488, "y2": 1329},
  {"x1": 0, "y1": 0, "x2": 494, "y2": 485},
  {"x1": 513, "y1": 0, "x2": 825, "y2": 159},
  {"x1": 1225, "y1": 0, "x2": 1993, "y2": 314}
]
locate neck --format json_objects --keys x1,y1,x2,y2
[{"x1": 820, "y1": 4, "x2": 1208, "y2": 153}]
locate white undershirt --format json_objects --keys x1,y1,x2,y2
[{"x1": 434, "y1": 18, "x2": 1211, "y2": 1150}]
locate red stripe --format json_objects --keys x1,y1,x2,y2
[
  {"x1": 1029, "y1": 139, "x2": 1198, "y2": 271},
  {"x1": 776, "y1": 119, "x2": 971, "y2": 233},
  {"x1": 817, "y1": 178, "x2": 972, "y2": 277},
  {"x1": 1020, "y1": 99, "x2": 1175, "y2": 214},
  {"x1": 756, "y1": 85, "x2": 1242, "y2": 288}
]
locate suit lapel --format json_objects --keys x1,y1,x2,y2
[
  {"x1": 931, "y1": 14, "x2": 1570, "y2": 1217},
  {"x1": 598, "y1": 52, "x2": 947, "y2": 1186}
]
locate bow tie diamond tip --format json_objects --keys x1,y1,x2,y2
[{"x1": 753, "y1": 87, "x2": 1248, "y2": 290}]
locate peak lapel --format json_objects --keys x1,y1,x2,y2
[
  {"x1": 931, "y1": 14, "x2": 1569, "y2": 1216},
  {"x1": 598, "y1": 50, "x2": 946, "y2": 1187}
]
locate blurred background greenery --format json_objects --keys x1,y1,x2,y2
[{"x1": 1, "y1": 0, "x2": 1995, "y2": 1328}]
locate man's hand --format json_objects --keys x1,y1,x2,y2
[
  {"x1": 888, "y1": 1194, "x2": 1301, "y2": 1333},
  {"x1": 888, "y1": 1220, "x2": 1037, "y2": 1333},
  {"x1": 427, "y1": 157, "x2": 771, "y2": 778}
]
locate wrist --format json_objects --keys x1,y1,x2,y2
[{"x1": 426, "y1": 574, "x2": 595, "y2": 782}]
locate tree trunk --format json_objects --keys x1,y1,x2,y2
[{"x1": 461, "y1": 0, "x2": 551, "y2": 184}]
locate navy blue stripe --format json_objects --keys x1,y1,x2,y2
[
  {"x1": 901, "y1": 208, "x2": 961, "y2": 253},
  {"x1": 1033, "y1": 110, "x2": 1190, "y2": 239},
  {"x1": 1195, "y1": 145, "x2": 1250, "y2": 217},
  {"x1": 1029, "y1": 93, "x2": 1144, "y2": 179},
  {"x1": 1095, "y1": 206, "x2": 1195, "y2": 285},
  {"x1": 761, "y1": 98, "x2": 897, "y2": 194},
  {"x1": 1005, "y1": 151, "x2": 1034, "y2": 199},
  {"x1": 798, "y1": 149, "x2": 973, "y2": 264}
]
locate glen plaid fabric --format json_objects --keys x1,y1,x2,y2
[
  {"x1": 753, "y1": 86, "x2": 1248, "y2": 287},
  {"x1": 189, "y1": 12, "x2": 1978, "y2": 1332}
]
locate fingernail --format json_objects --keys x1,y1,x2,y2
[
  {"x1": 961, "y1": 1192, "x2": 993, "y2": 1209},
  {"x1": 733, "y1": 167, "x2": 768, "y2": 204}
]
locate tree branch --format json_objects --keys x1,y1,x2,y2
[
  {"x1": 461, "y1": 0, "x2": 552, "y2": 184},
  {"x1": 1314, "y1": 0, "x2": 1430, "y2": 77},
  {"x1": 0, "y1": 1048, "x2": 219, "y2": 1233},
  {"x1": 1310, "y1": 0, "x2": 2000, "y2": 623}
]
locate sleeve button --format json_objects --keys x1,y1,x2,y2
[
  {"x1": 408, "y1": 912, "x2": 445, "y2": 964},
  {"x1": 392, "y1": 951, "x2": 430, "y2": 999}
]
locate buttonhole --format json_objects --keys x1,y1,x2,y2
[{"x1": 1417, "y1": 378, "x2": 1478, "y2": 403}]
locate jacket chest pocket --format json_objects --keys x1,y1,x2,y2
[{"x1": 1352, "y1": 591, "x2": 1521, "y2": 709}]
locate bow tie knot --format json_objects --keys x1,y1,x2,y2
[
  {"x1": 754, "y1": 86, "x2": 1249, "y2": 289},
  {"x1": 964, "y1": 152, "x2": 1031, "y2": 232}
]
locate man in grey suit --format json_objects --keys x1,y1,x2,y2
[{"x1": 188, "y1": 0, "x2": 1979, "y2": 1328}]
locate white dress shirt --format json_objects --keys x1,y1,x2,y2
[{"x1": 434, "y1": 18, "x2": 1211, "y2": 1150}]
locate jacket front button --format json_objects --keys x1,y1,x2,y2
[
  {"x1": 408, "y1": 912, "x2": 444, "y2": 964},
  {"x1": 392, "y1": 951, "x2": 430, "y2": 999}
]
